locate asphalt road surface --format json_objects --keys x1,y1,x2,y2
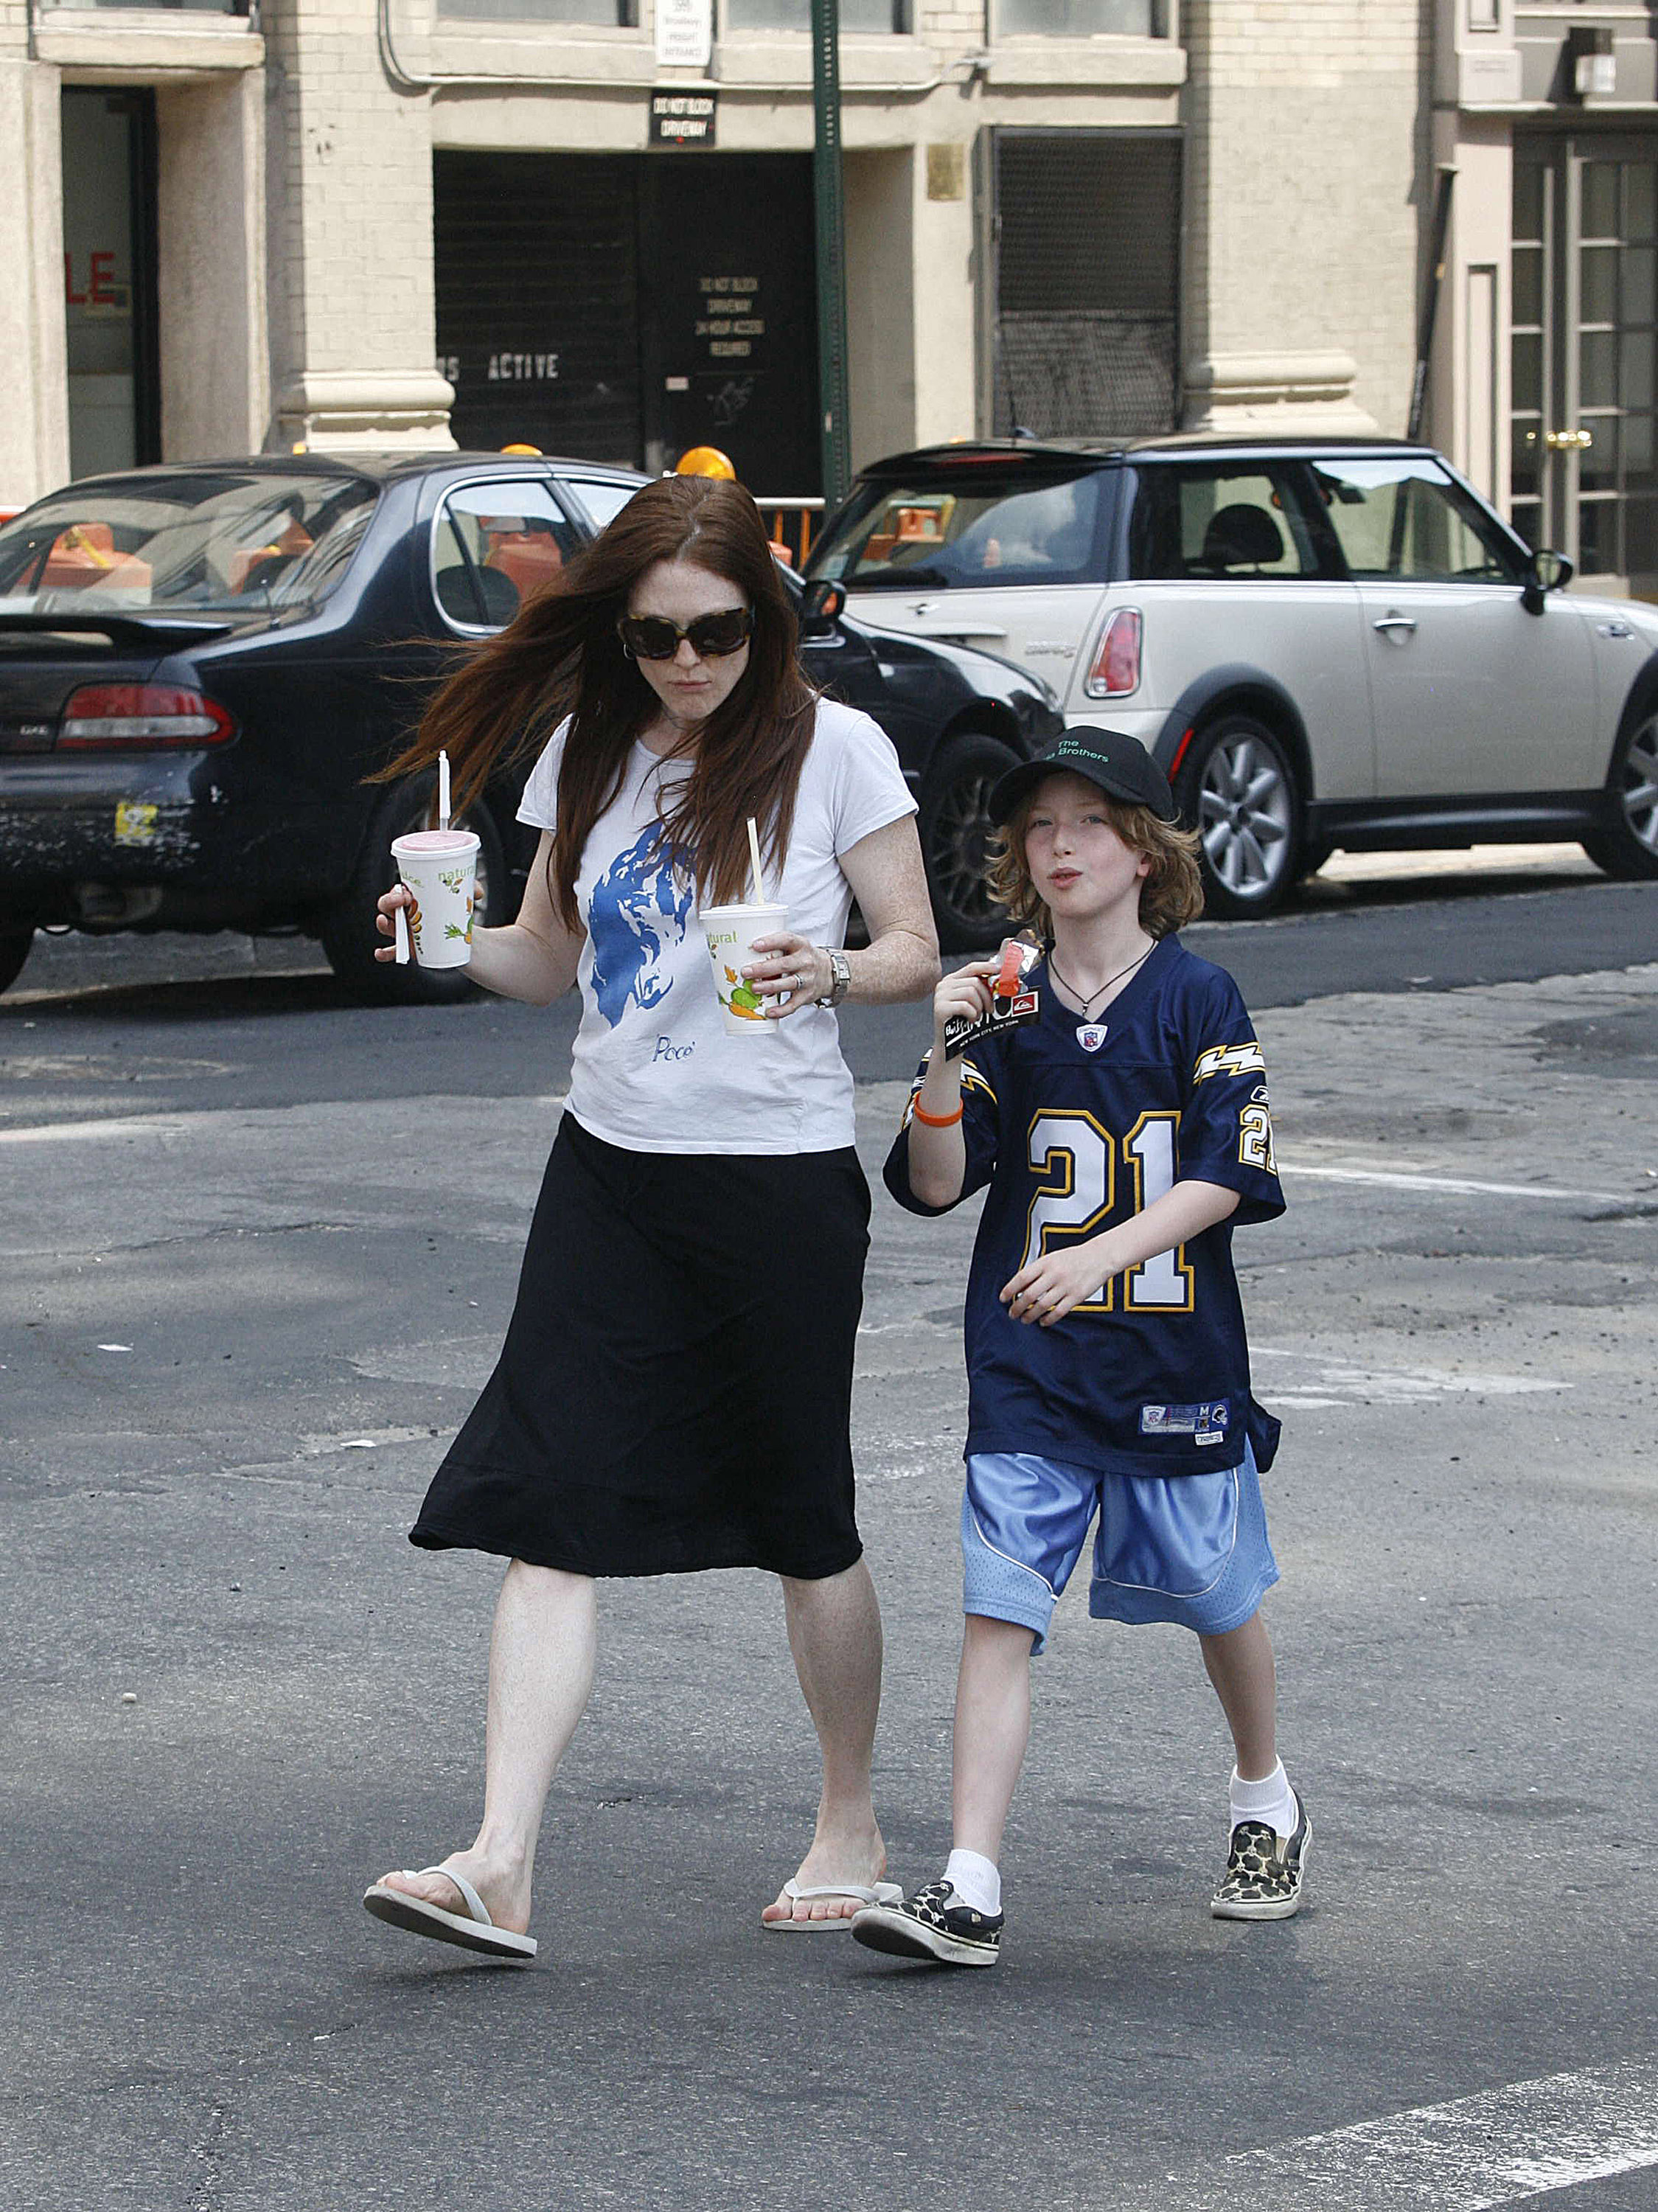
[{"x1": 3, "y1": 857, "x2": 1656, "y2": 2212}]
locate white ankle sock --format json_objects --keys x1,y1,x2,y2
[
  {"x1": 944, "y1": 1848, "x2": 1002, "y2": 1916},
  {"x1": 1229, "y1": 1761, "x2": 1298, "y2": 1842}
]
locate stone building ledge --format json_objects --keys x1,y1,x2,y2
[
  {"x1": 421, "y1": 29, "x2": 940, "y2": 90},
  {"x1": 426, "y1": 29, "x2": 661, "y2": 84},
  {"x1": 34, "y1": 13, "x2": 264, "y2": 76},
  {"x1": 1183, "y1": 352, "x2": 1379, "y2": 437},
  {"x1": 985, "y1": 38, "x2": 1185, "y2": 89},
  {"x1": 275, "y1": 370, "x2": 459, "y2": 457},
  {"x1": 710, "y1": 35, "x2": 936, "y2": 88},
  {"x1": 415, "y1": 29, "x2": 1179, "y2": 94}
]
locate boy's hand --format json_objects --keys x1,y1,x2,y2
[
  {"x1": 933, "y1": 957, "x2": 1001, "y2": 1041},
  {"x1": 1001, "y1": 1237, "x2": 1117, "y2": 1326}
]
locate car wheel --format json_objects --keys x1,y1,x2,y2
[
  {"x1": 1582, "y1": 706, "x2": 1658, "y2": 880},
  {"x1": 0, "y1": 927, "x2": 34, "y2": 998},
  {"x1": 1180, "y1": 714, "x2": 1302, "y2": 920},
  {"x1": 918, "y1": 731, "x2": 1022, "y2": 951},
  {"x1": 320, "y1": 776, "x2": 508, "y2": 1004}
]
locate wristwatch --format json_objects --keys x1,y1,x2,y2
[{"x1": 815, "y1": 948, "x2": 851, "y2": 1009}]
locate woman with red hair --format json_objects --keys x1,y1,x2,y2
[{"x1": 362, "y1": 473, "x2": 938, "y2": 1958}]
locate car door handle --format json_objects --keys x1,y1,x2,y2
[{"x1": 1372, "y1": 613, "x2": 1418, "y2": 636}]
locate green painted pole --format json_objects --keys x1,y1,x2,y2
[{"x1": 810, "y1": 0, "x2": 851, "y2": 504}]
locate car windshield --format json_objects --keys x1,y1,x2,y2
[
  {"x1": 0, "y1": 470, "x2": 379, "y2": 616},
  {"x1": 807, "y1": 467, "x2": 1107, "y2": 588}
]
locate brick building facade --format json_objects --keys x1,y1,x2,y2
[{"x1": 4, "y1": 1, "x2": 1656, "y2": 591}]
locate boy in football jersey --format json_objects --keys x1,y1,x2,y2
[{"x1": 852, "y1": 727, "x2": 1306, "y2": 1969}]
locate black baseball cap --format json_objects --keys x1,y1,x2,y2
[{"x1": 989, "y1": 726, "x2": 1179, "y2": 826}]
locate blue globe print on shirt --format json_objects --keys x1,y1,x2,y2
[{"x1": 588, "y1": 826, "x2": 694, "y2": 1029}]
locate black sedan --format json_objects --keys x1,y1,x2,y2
[{"x1": 0, "y1": 455, "x2": 1061, "y2": 999}]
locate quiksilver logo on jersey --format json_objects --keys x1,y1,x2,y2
[{"x1": 1192, "y1": 1041, "x2": 1266, "y2": 1085}]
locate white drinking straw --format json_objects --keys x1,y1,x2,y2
[
  {"x1": 438, "y1": 749, "x2": 451, "y2": 833},
  {"x1": 746, "y1": 815, "x2": 767, "y2": 905}
]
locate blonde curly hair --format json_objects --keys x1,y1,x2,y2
[{"x1": 988, "y1": 780, "x2": 1204, "y2": 940}]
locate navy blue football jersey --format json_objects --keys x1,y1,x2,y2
[{"x1": 885, "y1": 936, "x2": 1284, "y2": 1478}]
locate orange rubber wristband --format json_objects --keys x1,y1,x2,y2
[{"x1": 910, "y1": 1097, "x2": 965, "y2": 1127}]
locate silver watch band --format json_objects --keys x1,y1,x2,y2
[{"x1": 815, "y1": 947, "x2": 851, "y2": 1008}]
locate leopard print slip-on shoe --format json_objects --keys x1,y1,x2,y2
[
  {"x1": 1210, "y1": 1795, "x2": 1311, "y2": 1921},
  {"x1": 851, "y1": 1878, "x2": 1004, "y2": 1967}
]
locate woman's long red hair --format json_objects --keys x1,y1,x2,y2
[{"x1": 376, "y1": 474, "x2": 815, "y2": 931}]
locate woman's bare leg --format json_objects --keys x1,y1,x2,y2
[
  {"x1": 379, "y1": 1559, "x2": 596, "y2": 1933},
  {"x1": 762, "y1": 1558, "x2": 887, "y2": 1924}
]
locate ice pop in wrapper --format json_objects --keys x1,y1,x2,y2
[
  {"x1": 992, "y1": 936, "x2": 1039, "y2": 1001},
  {"x1": 944, "y1": 937, "x2": 1042, "y2": 1060}
]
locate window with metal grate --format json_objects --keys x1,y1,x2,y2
[{"x1": 992, "y1": 131, "x2": 1181, "y2": 440}]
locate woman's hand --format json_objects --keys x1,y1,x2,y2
[
  {"x1": 374, "y1": 883, "x2": 415, "y2": 963},
  {"x1": 377, "y1": 830, "x2": 582, "y2": 1006},
  {"x1": 934, "y1": 956, "x2": 1002, "y2": 1043},
  {"x1": 743, "y1": 934, "x2": 832, "y2": 1020}
]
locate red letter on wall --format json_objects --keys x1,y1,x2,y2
[{"x1": 89, "y1": 251, "x2": 116, "y2": 306}]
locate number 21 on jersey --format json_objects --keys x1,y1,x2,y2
[{"x1": 1019, "y1": 1110, "x2": 1194, "y2": 1314}]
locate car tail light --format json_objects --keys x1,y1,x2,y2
[
  {"x1": 58, "y1": 684, "x2": 235, "y2": 749},
  {"x1": 1084, "y1": 608, "x2": 1142, "y2": 698}
]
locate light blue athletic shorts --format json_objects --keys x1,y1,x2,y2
[{"x1": 961, "y1": 1440, "x2": 1278, "y2": 1654}]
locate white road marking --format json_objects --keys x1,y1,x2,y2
[
  {"x1": 0, "y1": 1119, "x2": 1629, "y2": 1208},
  {"x1": 1281, "y1": 1161, "x2": 1628, "y2": 1203},
  {"x1": 1253, "y1": 1348, "x2": 1569, "y2": 1406},
  {"x1": 0, "y1": 1096, "x2": 568, "y2": 1147},
  {"x1": 1127, "y1": 2056, "x2": 1658, "y2": 2211},
  {"x1": 0, "y1": 1114, "x2": 187, "y2": 1144}
]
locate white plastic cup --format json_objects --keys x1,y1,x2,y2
[
  {"x1": 391, "y1": 827, "x2": 481, "y2": 969},
  {"x1": 697, "y1": 902, "x2": 790, "y2": 1036}
]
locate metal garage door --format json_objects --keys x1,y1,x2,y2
[
  {"x1": 434, "y1": 150, "x2": 820, "y2": 490},
  {"x1": 434, "y1": 151, "x2": 644, "y2": 464}
]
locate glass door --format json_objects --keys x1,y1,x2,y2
[{"x1": 1513, "y1": 134, "x2": 1658, "y2": 599}]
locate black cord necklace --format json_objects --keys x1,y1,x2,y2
[{"x1": 1046, "y1": 944, "x2": 1152, "y2": 1014}]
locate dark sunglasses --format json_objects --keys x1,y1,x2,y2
[{"x1": 617, "y1": 608, "x2": 753, "y2": 661}]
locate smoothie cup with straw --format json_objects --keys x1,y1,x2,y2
[
  {"x1": 391, "y1": 829, "x2": 480, "y2": 967},
  {"x1": 391, "y1": 748, "x2": 478, "y2": 969},
  {"x1": 697, "y1": 814, "x2": 787, "y2": 1035},
  {"x1": 697, "y1": 902, "x2": 790, "y2": 1033}
]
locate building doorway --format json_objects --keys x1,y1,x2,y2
[
  {"x1": 1512, "y1": 132, "x2": 1658, "y2": 598},
  {"x1": 433, "y1": 150, "x2": 821, "y2": 495},
  {"x1": 61, "y1": 88, "x2": 161, "y2": 480}
]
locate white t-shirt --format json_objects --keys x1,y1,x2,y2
[{"x1": 517, "y1": 696, "x2": 918, "y2": 1154}]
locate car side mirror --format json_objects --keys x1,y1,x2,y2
[
  {"x1": 1521, "y1": 548, "x2": 1573, "y2": 615},
  {"x1": 801, "y1": 577, "x2": 845, "y2": 630}
]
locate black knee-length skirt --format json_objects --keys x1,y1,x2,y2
[{"x1": 410, "y1": 1113, "x2": 872, "y2": 1579}]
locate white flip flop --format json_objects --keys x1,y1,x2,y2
[
  {"x1": 764, "y1": 1878, "x2": 905, "y2": 1932},
  {"x1": 363, "y1": 1865, "x2": 537, "y2": 1961}
]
